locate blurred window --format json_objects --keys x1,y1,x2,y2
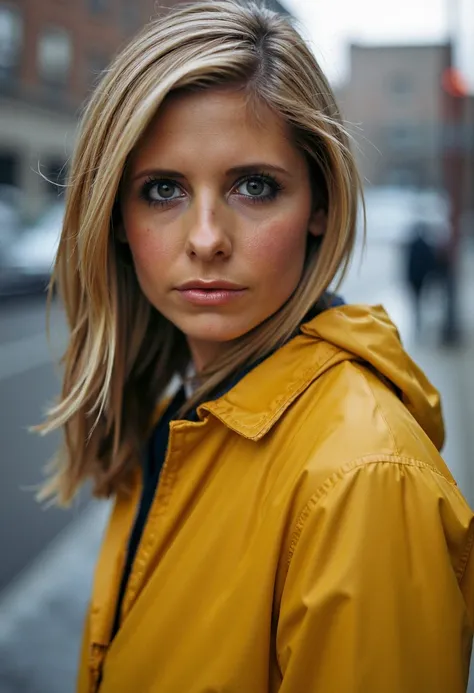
[
  {"x1": 390, "y1": 73, "x2": 413, "y2": 99},
  {"x1": 386, "y1": 124, "x2": 419, "y2": 149},
  {"x1": 89, "y1": 0, "x2": 108, "y2": 14},
  {"x1": 0, "y1": 5, "x2": 22, "y2": 83},
  {"x1": 37, "y1": 27, "x2": 72, "y2": 88}
]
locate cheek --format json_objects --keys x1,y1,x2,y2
[
  {"x1": 125, "y1": 217, "x2": 180, "y2": 271},
  {"x1": 244, "y1": 211, "x2": 309, "y2": 276}
]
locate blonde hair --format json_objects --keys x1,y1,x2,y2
[{"x1": 38, "y1": 0, "x2": 363, "y2": 505}]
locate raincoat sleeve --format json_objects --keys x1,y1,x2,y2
[{"x1": 276, "y1": 459, "x2": 474, "y2": 693}]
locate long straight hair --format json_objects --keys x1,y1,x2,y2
[{"x1": 38, "y1": 0, "x2": 363, "y2": 505}]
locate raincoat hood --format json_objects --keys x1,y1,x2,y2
[{"x1": 301, "y1": 304, "x2": 444, "y2": 450}]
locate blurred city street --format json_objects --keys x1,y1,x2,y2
[
  {"x1": 1, "y1": 0, "x2": 474, "y2": 690},
  {"x1": 1, "y1": 233, "x2": 474, "y2": 692}
]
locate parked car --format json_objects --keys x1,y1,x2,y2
[{"x1": 0, "y1": 203, "x2": 64, "y2": 295}]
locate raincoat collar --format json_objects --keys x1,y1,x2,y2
[
  {"x1": 198, "y1": 317, "x2": 355, "y2": 441},
  {"x1": 198, "y1": 304, "x2": 444, "y2": 450}
]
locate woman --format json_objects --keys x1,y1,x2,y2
[{"x1": 39, "y1": 2, "x2": 474, "y2": 691}]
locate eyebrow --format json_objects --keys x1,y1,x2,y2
[
  {"x1": 131, "y1": 162, "x2": 291, "y2": 182},
  {"x1": 226, "y1": 163, "x2": 291, "y2": 177},
  {"x1": 131, "y1": 169, "x2": 185, "y2": 182}
]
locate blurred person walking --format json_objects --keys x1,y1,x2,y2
[
  {"x1": 404, "y1": 220, "x2": 440, "y2": 335},
  {"x1": 37, "y1": 2, "x2": 474, "y2": 693}
]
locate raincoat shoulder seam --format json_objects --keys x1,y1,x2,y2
[{"x1": 286, "y1": 455, "x2": 457, "y2": 567}]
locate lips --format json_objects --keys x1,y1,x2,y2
[
  {"x1": 175, "y1": 280, "x2": 247, "y2": 306},
  {"x1": 176, "y1": 280, "x2": 246, "y2": 291}
]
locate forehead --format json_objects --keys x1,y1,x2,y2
[{"x1": 129, "y1": 88, "x2": 304, "y2": 171}]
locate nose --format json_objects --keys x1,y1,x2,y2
[{"x1": 185, "y1": 197, "x2": 232, "y2": 262}]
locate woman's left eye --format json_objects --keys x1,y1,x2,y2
[{"x1": 234, "y1": 175, "x2": 281, "y2": 202}]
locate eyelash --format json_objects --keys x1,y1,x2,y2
[{"x1": 139, "y1": 172, "x2": 284, "y2": 208}]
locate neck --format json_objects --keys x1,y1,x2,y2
[{"x1": 186, "y1": 337, "x2": 232, "y2": 373}]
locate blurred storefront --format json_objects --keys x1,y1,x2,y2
[
  {"x1": 0, "y1": 0, "x2": 157, "y2": 221},
  {"x1": 0, "y1": 0, "x2": 289, "y2": 224}
]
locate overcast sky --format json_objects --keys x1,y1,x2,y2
[{"x1": 285, "y1": 0, "x2": 474, "y2": 91}]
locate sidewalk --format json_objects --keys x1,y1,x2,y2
[
  {"x1": 0, "y1": 503, "x2": 109, "y2": 693},
  {"x1": 0, "y1": 239, "x2": 473, "y2": 692}
]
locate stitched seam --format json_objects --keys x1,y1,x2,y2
[
  {"x1": 259, "y1": 352, "x2": 358, "y2": 437},
  {"x1": 458, "y1": 518, "x2": 474, "y2": 583},
  {"x1": 207, "y1": 348, "x2": 347, "y2": 436},
  {"x1": 286, "y1": 455, "x2": 459, "y2": 566},
  {"x1": 123, "y1": 425, "x2": 185, "y2": 613},
  {"x1": 209, "y1": 357, "x2": 335, "y2": 430}
]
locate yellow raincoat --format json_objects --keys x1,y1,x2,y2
[{"x1": 78, "y1": 305, "x2": 474, "y2": 693}]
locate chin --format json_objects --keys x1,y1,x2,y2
[{"x1": 178, "y1": 313, "x2": 259, "y2": 344}]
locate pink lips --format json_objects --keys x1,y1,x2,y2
[{"x1": 176, "y1": 280, "x2": 247, "y2": 306}]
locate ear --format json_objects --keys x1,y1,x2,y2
[{"x1": 308, "y1": 208, "x2": 327, "y2": 238}]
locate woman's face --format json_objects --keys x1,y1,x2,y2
[{"x1": 121, "y1": 88, "x2": 325, "y2": 370}]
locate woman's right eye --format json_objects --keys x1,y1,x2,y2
[{"x1": 140, "y1": 178, "x2": 185, "y2": 206}]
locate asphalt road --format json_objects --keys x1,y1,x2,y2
[{"x1": 0, "y1": 294, "x2": 89, "y2": 591}]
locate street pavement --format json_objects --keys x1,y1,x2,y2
[
  {"x1": 0, "y1": 238, "x2": 474, "y2": 692},
  {"x1": 0, "y1": 297, "x2": 88, "y2": 591}
]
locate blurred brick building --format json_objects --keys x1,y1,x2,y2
[
  {"x1": 0, "y1": 0, "x2": 289, "y2": 221},
  {"x1": 339, "y1": 43, "x2": 474, "y2": 222}
]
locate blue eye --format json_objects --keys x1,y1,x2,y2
[
  {"x1": 234, "y1": 175, "x2": 281, "y2": 202},
  {"x1": 141, "y1": 178, "x2": 185, "y2": 206},
  {"x1": 139, "y1": 173, "x2": 283, "y2": 208}
]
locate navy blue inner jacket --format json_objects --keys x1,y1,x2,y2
[{"x1": 110, "y1": 294, "x2": 345, "y2": 639}]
